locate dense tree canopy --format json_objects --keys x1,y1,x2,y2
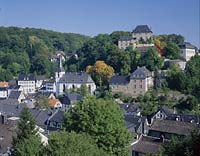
[
  {"x1": 140, "y1": 48, "x2": 164, "y2": 71},
  {"x1": 163, "y1": 42, "x2": 181, "y2": 59},
  {"x1": 46, "y1": 131, "x2": 105, "y2": 156},
  {"x1": 160, "y1": 132, "x2": 200, "y2": 156},
  {"x1": 86, "y1": 60, "x2": 114, "y2": 86},
  {"x1": 0, "y1": 27, "x2": 89, "y2": 80},
  {"x1": 167, "y1": 55, "x2": 200, "y2": 101},
  {"x1": 63, "y1": 96, "x2": 132, "y2": 156}
]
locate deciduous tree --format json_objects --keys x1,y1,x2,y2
[{"x1": 63, "y1": 96, "x2": 132, "y2": 156}]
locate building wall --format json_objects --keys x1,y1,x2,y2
[
  {"x1": 118, "y1": 40, "x2": 136, "y2": 49},
  {"x1": 36, "y1": 80, "x2": 43, "y2": 89},
  {"x1": 0, "y1": 90, "x2": 8, "y2": 99},
  {"x1": 45, "y1": 83, "x2": 56, "y2": 93},
  {"x1": 132, "y1": 32, "x2": 152, "y2": 42},
  {"x1": 181, "y1": 48, "x2": 196, "y2": 61},
  {"x1": 57, "y1": 82, "x2": 96, "y2": 96},
  {"x1": 17, "y1": 93, "x2": 26, "y2": 103},
  {"x1": 18, "y1": 81, "x2": 36, "y2": 94},
  {"x1": 110, "y1": 77, "x2": 153, "y2": 97}
]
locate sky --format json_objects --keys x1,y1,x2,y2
[{"x1": 0, "y1": 0, "x2": 200, "y2": 47}]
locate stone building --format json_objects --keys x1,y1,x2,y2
[
  {"x1": 118, "y1": 25, "x2": 153, "y2": 50},
  {"x1": 110, "y1": 66, "x2": 153, "y2": 97}
]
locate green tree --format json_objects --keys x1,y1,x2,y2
[
  {"x1": 12, "y1": 107, "x2": 43, "y2": 156},
  {"x1": 163, "y1": 42, "x2": 181, "y2": 59},
  {"x1": 137, "y1": 91, "x2": 158, "y2": 116},
  {"x1": 108, "y1": 48, "x2": 131, "y2": 75},
  {"x1": 140, "y1": 48, "x2": 164, "y2": 71},
  {"x1": 125, "y1": 46, "x2": 141, "y2": 71},
  {"x1": 12, "y1": 135, "x2": 43, "y2": 156},
  {"x1": 30, "y1": 54, "x2": 53, "y2": 76},
  {"x1": 110, "y1": 31, "x2": 131, "y2": 45},
  {"x1": 36, "y1": 96, "x2": 50, "y2": 110},
  {"x1": 63, "y1": 96, "x2": 132, "y2": 156},
  {"x1": 79, "y1": 84, "x2": 89, "y2": 96},
  {"x1": 46, "y1": 131, "x2": 105, "y2": 156},
  {"x1": 160, "y1": 131, "x2": 200, "y2": 156}
]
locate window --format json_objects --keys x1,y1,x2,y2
[
  {"x1": 140, "y1": 85, "x2": 142, "y2": 88},
  {"x1": 134, "y1": 85, "x2": 136, "y2": 89},
  {"x1": 140, "y1": 80, "x2": 142, "y2": 83}
]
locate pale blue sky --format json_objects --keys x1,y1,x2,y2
[{"x1": 0, "y1": 0, "x2": 199, "y2": 47}]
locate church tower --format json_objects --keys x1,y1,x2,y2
[{"x1": 55, "y1": 56, "x2": 65, "y2": 83}]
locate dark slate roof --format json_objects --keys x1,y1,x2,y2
[
  {"x1": 0, "y1": 87, "x2": 7, "y2": 91},
  {"x1": 166, "y1": 114, "x2": 199, "y2": 124},
  {"x1": 131, "y1": 135, "x2": 168, "y2": 155},
  {"x1": 8, "y1": 85, "x2": 21, "y2": 90},
  {"x1": 48, "y1": 110, "x2": 64, "y2": 123},
  {"x1": 0, "y1": 102, "x2": 24, "y2": 117},
  {"x1": 149, "y1": 119, "x2": 197, "y2": 135},
  {"x1": 36, "y1": 75, "x2": 46, "y2": 81},
  {"x1": 159, "y1": 106, "x2": 174, "y2": 116},
  {"x1": 18, "y1": 74, "x2": 35, "y2": 81},
  {"x1": 125, "y1": 115, "x2": 142, "y2": 131},
  {"x1": 30, "y1": 109, "x2": 52, "y2": 129},
  {"x1": 35, "y1": 92, "x2": 55, "y2": 99},
  {"x1": 110, "y1": 75, "x2": 130, "y2": 85},
  {"x1": 119, "y1": 36, "x2": 135, "y2": 41},
  {"x1": 120, "y1": 103, "x2": 140, "y2": 114},
  {"x1": 58, "y1": 72, "x2": 94, "y2": 84},
  {"x1": 63, "y1": 93, "x2": 82, "y2": 105},
  {"x1": 130, "y1": 66, "x2": 151, "y2": 79},
  {"x1": 8, "y1": 80, "x2": 16, "y2": 86},
  {"x1": 132, "y1": 25, "x2": 152, "y2": 33},
  {"x1": 9, "y1": 91, "x2": 22, "y2": 99},
  {"x1": 179, "y1": 42, "x2": 196, "y2": 49},
  {"x1": 0, "y1": 120, "x2": 17, "y2": 154}
]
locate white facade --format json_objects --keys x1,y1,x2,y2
[
  {"x1": 45, "y1": 82, "x2": 56, "y2": 93},
  {"x1": 118, "y1": 39, "x2": 136, "y2": 50},
  {"x1": 18, "y1": 80, "x2": 36, "y2": 94},
  {"x1": 36, "y1": 80, "x2": 43, "y2": 89},
  {"x1": 0, "y1": 89, "x2": 8, "y2": 99},
  {"x1": 180, "y1": 48, "x2": 196, "y2": 61},
  {"x1": 57, "y1": 82, "x2": 96, "y2": 96},
  {"x1": 132, "y1": 32, "x2": 152, "y2": 42}
]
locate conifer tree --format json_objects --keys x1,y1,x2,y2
[{"x1": 12, "y1": 107, "x2": 43, "y2": 156}]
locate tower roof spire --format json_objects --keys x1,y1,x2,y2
[{"x1": 57, "y1": 56, "x2": 65, "y2": 72}]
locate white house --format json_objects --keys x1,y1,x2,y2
[
  {"x1": 17, "y1": 74, "x2": 36, "y2": 94},
  {"x1": 179, "y1": 42, "x2": 196, "y2": 61}
]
